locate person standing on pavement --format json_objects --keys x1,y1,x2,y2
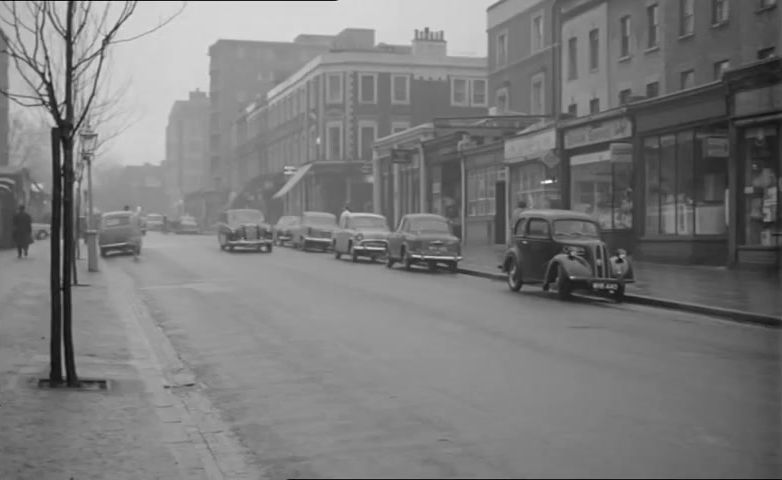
[
  {"x1": 12, "y1": 205, "x2": 33, "y2": 258},
  {"x1": 339, "y1": 204, "x2": 351, "y2": 227}
]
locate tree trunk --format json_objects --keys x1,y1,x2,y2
[
  {"x1": 62, "y1": 0, "x2": 78, "y2": 387},
  {"x1": 49, "y1": 127, "x2": 63, "y2": 386}
]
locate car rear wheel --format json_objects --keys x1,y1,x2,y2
[
  {"x1": 385, "y1": 247, "x2": 395, "y2": 268},
  {"x1": 401, "y1": 248, "x2": 412, "y2": 271},
  {"x1": 506, "y1": 259, "x2": 523, "y2": 292}
]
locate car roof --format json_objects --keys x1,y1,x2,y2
[
  {"x1": 227, "y1": 208, "x2": 261, "y2": 213},
  {"x1": 303, "y1": 211, "x2": 335, "y2": 217},
  {"x1": 404, "y1": 213, "x2": 447, "y2": 221},
  {"x1": 103, "y1": 211, "x2": 134, "y2": 217},
  {"x1": 518, "y1": 209, "x2": 597, "y2": 221},
  {"x1": 348, "y1": 212, "x2": 385, "y2": 220}
]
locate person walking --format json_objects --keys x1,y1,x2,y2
[
  {"x1": 12, "y1": 205, "x2": 33, "y2": 258},
  {"x1": 339, "y1": 204, "x2": 351, "y2": 227}
]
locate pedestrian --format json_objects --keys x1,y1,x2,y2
[
  {"x1": 339, "y1": 204, "x2": 351, "y2": 227},
  {"x1": 12, "y1": 205, "x2": 33, "y2": 258}
]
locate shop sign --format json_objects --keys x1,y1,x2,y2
[
  {"x1": 564, "y1": 117, "x2": 632, "y2": 150},
  {"x1": 570, "y1": 150, "x2": 611, "y2": 166},
  {"x1": 609, "y1": 143, "x2": 633, "y2": 163},
  {"x1": 734, "y1": 84, "x2": 782, "y2": 117},
  {"x1": 504, "y1": 128, "x2": 556, "y2": 164},
  {"x1": 704, "y1": 137, "x2": 729, "y2": 158}
]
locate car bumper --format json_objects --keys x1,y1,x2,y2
[
  {"x1": 276, "y1": 234, "x2": 292, "y2": 241},
  {"x1": 568, "y1": 276, "x2": 635, "y2": 291},
  {"x1": 99, "y1": 242, "x2": 136, "y2": 249},
  {"x1": 303, "y1": 236, "x2": 332, "y2": 245},
  {"x1": 227, "y1": 239, "x2": 272, "y2": 247},
  {"x1": 353, "y1": 244, "x2": 387, "y2": 254},
  {"x1": 409, "y1": 253, "x2": 463, "y2": 262}
]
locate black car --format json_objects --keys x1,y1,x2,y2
[
  {"x1": 498, "y1": 209, "x2": 634, "y2": 302},
  {"x1": 217, "y1": 209, "x2": 274, "y2": 252}
]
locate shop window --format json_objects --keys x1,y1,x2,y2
[
  {"x1": 510, "y1": 160, "x2": 560, "y2": 212},
  {"x1": 467, "y1": 165, "x2": 504, "y2": 217},
  {"x1": 644, "y1": 127, "x2": 729, "y2": 236},
  {"x1": 570, "y1": 150, "x2": 633, "y2": 231},
  {"x1": 742, "y1": 125, "x2": 780, "y2": 246}
]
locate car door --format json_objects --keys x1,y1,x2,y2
[{"x1": 524, "y1": 217, "x2": 552, "y2": 281}]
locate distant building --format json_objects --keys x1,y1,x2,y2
[
  {"x1": 0, "y1": 29, "x2": 9, "y2": 167},
  {"x1": 207, "y1": 36, "x2": 334, "y2": 194},
  {"x1": 121, "y1": 163, "x2": 167, "y2": 215},
  {"x1": 164, "y1": 89, "x2": 209, "y2": 216},
  {"x1": 264, "y1": 27, "x2": 488, "y2": 218}
]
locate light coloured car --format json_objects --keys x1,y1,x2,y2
[
  {"x1": 290, "y1": 211, "x2": 337, "y2": 252},
  {"x1": 98, "y1": 211, "x2": 143, "y2": 257},
  {"x1": 176, "y1": 215, "x2": 200, "y2": 234},
  {"x1": 333, "y1": 212, "x2": 390, "y2": 262},
  {"x1": 386, "y1": 213, "x2": 462, "y2": 272}
]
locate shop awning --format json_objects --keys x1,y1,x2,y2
[{"x1": 272, "y1": 163, "x2": 312, "y2": 199}]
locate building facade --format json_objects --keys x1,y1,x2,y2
[
  {"x1": 268, "y1": 27, "x2": 488, "y2": 218},
  {"x1": 487, "y1": 0, "x2": 560, "y2": 115},
  {"x1": 207, "y1": 37, "x2": 333, "y2": 195},
  {"x1": 164, "y1": 89, "x2": 210, "y2": 217}
]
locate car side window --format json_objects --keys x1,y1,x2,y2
[
  {"x1": 513, "y1": 217, "x2": 527, "y2": 236},
  {"x1": 526, "y1": 218, "x2": 550, "y2": 239}
]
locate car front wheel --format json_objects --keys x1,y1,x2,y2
[{"x1": 506, "y1": 259, "x2": 523, "y2": 292}]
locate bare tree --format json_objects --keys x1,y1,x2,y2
[{"x1": 0, "y1": 0, "x2": 186, "y2": 387}]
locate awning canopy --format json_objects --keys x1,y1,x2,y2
[{"x1": 273, "y1": 163, "x2": 312, "y2": 199}]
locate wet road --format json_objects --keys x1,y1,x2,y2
[{"x1": 104, "y1": 232, "x2": 780, "y2": 478}]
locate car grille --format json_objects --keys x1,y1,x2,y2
[
  {"x1": 426, "y1": 241, "x2": 455, "y2": 253},
  {"x1": 244, "y1": 226, "x2": 259, "y2": 240},
  {"x1": 592, "y1": 244, "x2": 610, "y2": 278},
  {"x1": 312, "y1": 230, "x2": 331, "y2": 239},
  {"x1": 362, "y1": 240, "x2": 386, "y2": 249}
]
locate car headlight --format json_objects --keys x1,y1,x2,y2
[{"x1": 355, "y1": 233, "x2": 364, "y2": 242}]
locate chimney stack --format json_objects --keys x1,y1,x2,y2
[{"x1": 411, "y1": 27, "x2": 447, "y2": 58}]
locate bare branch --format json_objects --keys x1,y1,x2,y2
[{"x1": 111, "y1": 1, "x2": 186, "y2": 45}]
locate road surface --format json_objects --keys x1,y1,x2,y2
[{"x1": 102, "y1": 232, "x2": 781, "y2": 479}]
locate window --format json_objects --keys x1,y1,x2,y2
[
  {"x1": 391, "y1": 75, "x2": 410, "y2": 104},
  {"x1": 471, "y1": 79, "x2": 487, "y2": 106},
  {"x1": 451, "y1": 78, "x2": 468, "y2": 106},
  {"x1": 358, "y1": 121, "x2": 377, "y2": 161},
  {"x1": 326, "y1": 73, "x2": 343, "y2": 104},
  {"x1": 510, "y1": 161, "x2": 560, "y2": 211},
  {"x1": 526, "y1": 218, "x2": 550, "y2": 238},
  {"x1": 643, "y1": 127, "x2": 729, "y2": 236},
  {"x1": 680, "y1": 69, "x2": 695, "y2": 89},
  {"x1": 571, "y1": 148, "x2": 634, "y2": 231},
  {"x1": 619, "y1": 89, "x2": 632, "y2": 105},
  {"x1": 326, "y1": 121, "x2": 342, "y2": 160},
  {"x1": 531, "y1": 13, "x2": 544, "y2": 52},
  {"x1": 713, "y1": 60, "x2": 730, "y2": 79},
  {"x1": 758, "y1": 47, "x2": 776, "y2": 59},
  {"x1": 589, "y1": 29, "x2": 599, "y2": 71},
  {"x1": 567, "y1": 37, "x2": 578, "y2": 80},
  {"x1": 467, "y1": 165, "x2": 504, "y2": 216},
  {"x1": 391, "y1": 121, "x2": 410, "y2": 134},
  {"x1": 530, "y1": 73, "x2": 545, "y2": 115},
  {"x1": 359, "y1": 73, "x2": 377, "y2": 104},
  {"x1": 589, "y1": 98, "x2": 600, "y2": 114},
  {"x1": 647, "y1": 4, "x2": 659, "y2": 49},
  {"x1": 567, "y1": 103, "x2": 578, "y2": 116},
  {"x1": 646, "y1": 82, "x2": 660, "y2": 98},
  {"x1": 496, "y1": 31, "x2": 508, "y2": 67},
  {"x1": 495, "y1": 88, "x2": 509, "y2": 112},
  {"x1": 680, "y1": 0, "x2": 695, "y2": 36},
  {"x1": 619, "y1": 16, "x2": 631, "y2": 57},
  {"x1": 712, "y1": 0, "x2": 729, "y2": 24},
  {"x1": 741, "y1": 125, "x2": 780, "y2": 246}
]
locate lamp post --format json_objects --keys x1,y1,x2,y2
[{"x1": 79, "y1": 126, "x2": 98, "y2": 272}]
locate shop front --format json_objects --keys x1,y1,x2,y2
[
  {"x1": 274, "y1": 161, "x2": 372, "y2": 217},
  {"x1": 462, "y1": 142, "x2": 505, "y2": 246},
  {"x1": 560, "y1": 111, "x2": 634, "y2": 254},
  {"x1": 725, "y1": 58, "x2": 782, "y2": 271},
  {"x1": 503, "y1": 125, "x2": 559, "y2": 238},
  {"x1": 631, "y1": 83, "x2": 730, "y2": 265},
  {"x1": 423, "y1": 135, "x2": 462, "y2": 239}
]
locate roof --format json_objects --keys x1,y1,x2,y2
[
  {"x1": 102, "y1": 210, "x2": 135, "y2": 217},
  {"x1": 403, "y1": 213, "x2": 447, "y2": 220},
  {"x1": 518, "y1": 209, "x2": 596, "y2": 220},
  {"x1": 348, "y1": 212, "x2": 386, "y2": 219},
  {"x1": 303, "y1": 211, "x2": 336, "y2": 216}
]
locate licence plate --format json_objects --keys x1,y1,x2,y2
[{"x1": 593, "y1": 282, "x2": 619, "y2": 291}]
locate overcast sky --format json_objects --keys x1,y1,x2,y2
[{"x1": 19, "y1": 0, "x2": 491, "y2": 166}]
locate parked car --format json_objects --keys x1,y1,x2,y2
[
  {"x1": 145, "y1": 213, "x2": 164, "y2": 232},
  {"x1": 333, "y1": 212, "x2": 390, "y2": 262},
  {"x1": 385, "y1": 213, "x2": 462, "y2": 272},
  {"x1": 98, "y1": 210, "x2": 143, "y2": 257},
  {"x1": 498, "y1": 209, "x2": 634, "y2": 302},
  {"x1": 291, "y1": 211, "x2": 337, "y2": 252},
  {"x1": 175, "y1": 215, "x2": 200, "y2": 234},
  {"x1": 273, "y1": 215, "x2": 301, "y2": 246},
  {"x1": 216, "y1": 208, "x2": 273, "y2": 252}
]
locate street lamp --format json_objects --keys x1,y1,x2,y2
[{"x1": 79, "y1": 126, "x2": 98, "y2": 272}]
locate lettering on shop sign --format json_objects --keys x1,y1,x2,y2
[
  {"x1": 734, "y1": 84, "x2": 782, "y2": 117},
  {"x1": 504, "y1": 128, "x2": 557, "y2": 164},
  {"x1": 564, "y1": 117, "x2": 632, "y2": 150}
]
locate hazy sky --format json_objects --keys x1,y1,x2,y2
[{"x1": 74, "y1": 0, "x2": 492, "y2": 166}]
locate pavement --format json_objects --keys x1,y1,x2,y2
[
  {"x1": 458, "y1": 244, "x2": 782, "y2": 327},
  {"x1": 0, "y1": 244, "x2": 260, "y2": 480},
  {"x1": 80, "y1": 232, "x2": 782, "y2": 478}
]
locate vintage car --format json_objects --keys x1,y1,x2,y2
[
  {"x1": 144, "y1": 213, "x2": 164, "y2": 232},
  {"x1": 217, "y1": 208, "x2": 274, "y2": 252},
  {"x1": 273, "y1": 215, "x2": 301, "y2": 246},
  {"x1": 498, "y1": 209, "x2": 634, "y2": 302},
  {"x1": 175, "y1": 215, "x2": 200, "y2": 234},
  {"x1": 98, "y1": 210, "x2": 143, "y2": 257},
  {"x1": 333, "y1": 212, "x2": 390, "y2": 262},
  {"x1": 385, "y1": 213, "x2": 462, "y2": 272},
  {"x1": 291, "y1": 211, "x2": 338, "y2": 252}
]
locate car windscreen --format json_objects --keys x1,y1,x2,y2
[
  {"x1": 408, "y1": 218, "x2": 450, "y2": 234},
  {"x1": 103, "y1": 216, "x2": 131, "y2": 227},
  {"x1": 351, "y1": 216, "x2": 388, "y2": 230},
  {"x1": 228, "y1": 210, "x2": 264, "y2": 224},
  {"x1": 552, "y1": 219, "x2": 600, "y2": 238},
  {"x1": 277, "y1": 217, "x2": 298, "y2": 226},
  {"x1": 304, "y1": 214, "x2": 336, "y2": 226}
]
